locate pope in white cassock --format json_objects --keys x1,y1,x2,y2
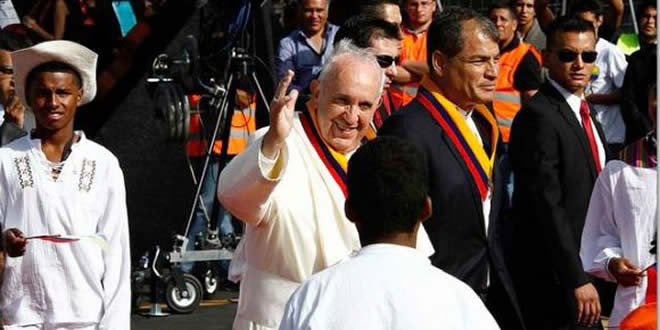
[
  {"x1": 0, "y1": 40, "x2": 131, "y2": 329},
  {"x1": 218, "y1": 40, "x2": 433, "y2": 330},
  {"x1": 580, "y1": 84, "x2": 658, "y2": 327}
]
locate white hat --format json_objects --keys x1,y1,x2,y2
[{"x1": 11, "y1": 40, "x2": 98, "y2": 106}]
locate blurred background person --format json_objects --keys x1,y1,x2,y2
[{"x1": 512, "y1": 0, "x2": 547, "y2": 50}]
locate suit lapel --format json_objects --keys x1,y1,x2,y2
[
  {"x1": 436, "y1": 117, "x2": 487, "y2": 238},
  {"x1": 544, "y1": 83, "x2": 598, "y2": 176}
]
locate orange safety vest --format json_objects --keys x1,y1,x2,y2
[
  {"x1": 390, "y1": 28, "x2": 428, "y2": 109},
  {"x1": 493, "y1": 41, "x2": 541, "y2": 143},
  {"x1": 186, "y1": 89, "x2": 257, "y2": 157}
]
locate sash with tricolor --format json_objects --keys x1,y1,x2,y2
[
  {"x1": 416, "y1": 79, "x2": 499, "y2": 201},
  {"x1": 299, "y1": 111, "x2": 348, "y2": 197}
]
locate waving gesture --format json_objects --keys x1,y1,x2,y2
[{"x1": 262, "y1": 70, "x2": 299, "y2": 159}]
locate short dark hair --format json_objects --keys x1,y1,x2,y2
[
  {"x1": 638, "y1": 0, "x2": 657, "y2": 19},
  {"x1": 358, "y1": 0, "x2": 399, "y2": 19},
  {"x1": 335, "y1": 15, "x2": 401, "y2": 48},
  {"x1": 347, "y1": 136, "x2": 429, "y2": 240},
  {"x1": 570, "y1": 0, "x2": 603, "y2": 17},
  {"x1": 487, "y1": 1, "x2": 517, "y2": 21},
  {"x1": 427, "y1": 7, "x2": 498, "y2": 69},
  {"x1": 546, "y1": 15, "x2": 596, "y2": 50},
  {"x1": 26, "y1": 61, "x2": 83, "y2": 101}
]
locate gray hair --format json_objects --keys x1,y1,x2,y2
[{"x1": 318, "y1": 39, "x2": 385, "y2": 101}]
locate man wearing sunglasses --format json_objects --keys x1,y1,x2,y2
[
  {"x1": 334, "y1": 16, "x2": 402, "y2": 129},
  {"x1": 509, "y1": 16, "x2": 609, "y2": 330},
  {"x1": 572, "y1": 0, "x2": 628, "y2": 154},
  {"x1": 0, "y1": 30, "x2": 35, "y2": 146}
]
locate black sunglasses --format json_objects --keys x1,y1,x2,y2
[
  {"x1": 0, "y1": 65, "x2": 13, "y2": 75},
  {"x1": 375, "y1": 55, "x2": 399, "y2": 68},
  {"x1": 557, "y1": 49, "x2": 598, "y2": 64}
]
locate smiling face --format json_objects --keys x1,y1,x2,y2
[
  {"x1": 301, "y1": 0, "x2": 328, "y2": 35},
  {"x1": 544, "y1": 31, "x2": 596, "y2": 95},
  {"x1": 369, "y1": 36, "x2": 401, "y2": 90},
  {"x1": 314, "y1": 57, "x2": 382, "y2": 153},
  {"x1": 433, "y1": 20, "x2": 500, "y2": 110},
  {"x1": 28, "y1": 71, "x2": 82, "y2": 134}
]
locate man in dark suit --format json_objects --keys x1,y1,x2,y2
[
  {"x1": 379, "y1": 7, "x2": 524, "y2": 330},
  {"x1": 509, "y1": 16, "x2": 608, "y2": 330}
]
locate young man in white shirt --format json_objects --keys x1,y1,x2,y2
[
  {"x1": 279, "y1": 136, "x2": 499, "y2": 330},
  {"x1": 580, "y1": 83, "x2": 657, "y2": 328},
  {"x1": 572, "y1": 0, "x2": 628, "y2": 152},
  {"x1": 0, "y1": 40, "x2": 131, "y2": 330}
]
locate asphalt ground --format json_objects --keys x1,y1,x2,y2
[{"x1": 133, "y1": 291, "x2": 238, "y2": 330}]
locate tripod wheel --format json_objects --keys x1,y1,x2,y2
[{"x1": 165, "y1": 273, "x2": 203, "y2": 314}]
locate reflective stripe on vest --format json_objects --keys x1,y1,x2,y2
[
  {"x1": 186, "y1": 90, "x2": 257, "y2": 157},
  {"x1": 493, "y1": 41, "x2": 541, "y2": 143}
]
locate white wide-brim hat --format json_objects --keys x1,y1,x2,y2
[{"x1": 11, "y1": 40, "x2": 98, "y2": 106}]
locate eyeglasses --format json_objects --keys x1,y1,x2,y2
[
  {"x1": 556, "y1": 49, "x2": 598, "y2": 64},
  {"x1": 375, "y1": 55, "x2": 399, "y2": 69},
  {"x1": 0, "y1": 65, "x2": 13, "y2": 75}
]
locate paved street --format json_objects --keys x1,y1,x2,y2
[{"x1": 132, "y1": 291, "x2": 238, "y2": 330}]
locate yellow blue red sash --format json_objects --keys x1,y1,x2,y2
[
  {"x1": 417, "y1": 79, "x2": 499, "y2": 201},
  {"x1": 300, "y1": 111, "x2": 348, "y2": 197}
]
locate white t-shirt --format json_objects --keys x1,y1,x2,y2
[
  {"x1": 279, "y1": 243, "x2": 500, "y2": 330},
  {"x1": 588, "y1": 38, "x2": 628, "y2": 144}
]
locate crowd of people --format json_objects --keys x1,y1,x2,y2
[
  {"x1": 226, "y1": 0, "x2": 658, "y2": 329},
  {"x1": 0, "y1": 0, "x2": 656, "y2": 329}
]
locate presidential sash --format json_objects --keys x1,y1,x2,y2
[
  {"x1": 416, "y1": 80, "x2": 499, "y2": 201},
  {"x1": 299, "y1": 110, "x2": 348, "y2": 197}
]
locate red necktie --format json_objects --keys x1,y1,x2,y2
[{"x1": 579, "y1": 100, "x2": 602, "y2": 173}]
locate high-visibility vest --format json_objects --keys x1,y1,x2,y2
[
  {"x1": 493, "y1": 41, "x2": 541, "y2": 143},
  {"x1": 390, "y1": 28, "x2": 428, "y2": 109},
  {"x1": 186, "y1": 89, "x2": 257, "y2": 157}
]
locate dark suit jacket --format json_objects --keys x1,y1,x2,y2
[
  {"x1": 509, "y1": 82, "x2": 609, "y2": 329},
  {"x1": 379, "y1": 97, "x2": 524, "y2": 330},
  {"x1": 620, "y1": 46, "x2": 656, "y2": 143}
]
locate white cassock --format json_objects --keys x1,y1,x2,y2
[
  {"x1": 279, "y1": 243, "x2": 500, "y2": 330},
  {"x1": 218, "y1": 112, "x2": 434, "y2": 330},
  {"x1": 580, "y1": 160, "x2": 657, "y2": 327},
  {"x1": 0, "y1": 132, "x2": 131, "y2": 329}
]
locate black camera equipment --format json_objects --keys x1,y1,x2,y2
[{"x1": 136, "y1": 0, "x2": 273, "y2": 315}]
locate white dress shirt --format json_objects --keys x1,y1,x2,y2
[{"x1": 457, "y1": 108, "x2": 491, "y2": 234}]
